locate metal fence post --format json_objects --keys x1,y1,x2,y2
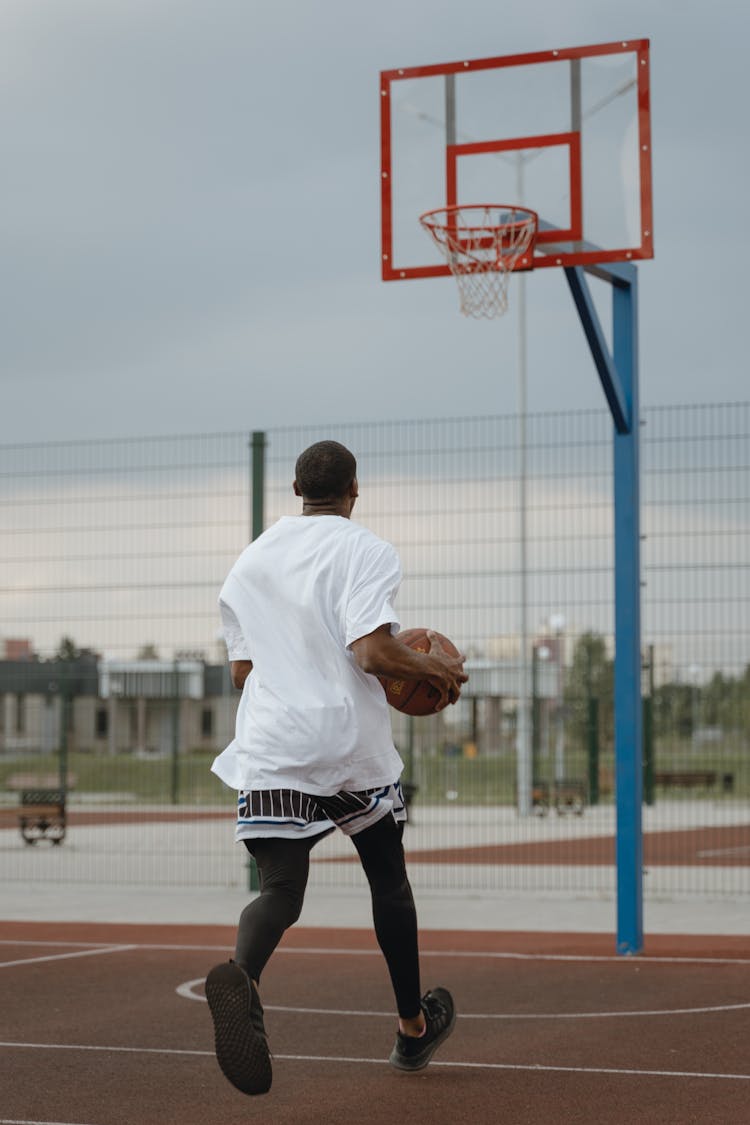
[
  {"x1": 587, "y1": 698, "x2": 600, "y2": 806},
  {"x1": 251, "y1": 431, "x2": 266, "y2": 542},
  {"x1": 246, "y1": 431, "x2": 267, "y2": 892},
  {"x1": 58, "y1": 664, "x2": 72, "y2": 792},
  {"x1": 643, "y1": 697, "x2": 654, "y2": 806},
  {"x1": 171, "y1": 660, "x2": 180, "y2": 806}
]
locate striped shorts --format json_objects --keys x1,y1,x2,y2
[{"x1": 235, "y1": 779, "x2": 407, "y2": 842}]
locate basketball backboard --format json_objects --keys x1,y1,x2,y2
[{"x1": 380, "y1": 40, "x2": 652, "y2": 279}]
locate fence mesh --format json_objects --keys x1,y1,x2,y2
[{"x1": 0, "y1": 406, "x2": 747, "y2": 895}]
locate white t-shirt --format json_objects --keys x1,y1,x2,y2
[{"x1": 211, "y1": 515, "x2": 404, "y2": 795}]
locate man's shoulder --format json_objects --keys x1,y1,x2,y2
[
  {"x1": 222, "y1": 520, "x2": 288, "y2": 582},
  {"x1": 347, "y1": 520, "x2": 397, "y2": 555}
]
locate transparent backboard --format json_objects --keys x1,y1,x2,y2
[{"x1": 380, "y1": 40, "x2": 653, "y2": 279}]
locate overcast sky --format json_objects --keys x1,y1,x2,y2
[{"x1": 1, "y1": 0, "x2": 747, "y2": 444}]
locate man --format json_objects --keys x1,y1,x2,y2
[{"x1": 206, "y1": 440, "x2": 467, "y2": 1096}]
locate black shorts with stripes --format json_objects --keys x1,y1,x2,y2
[{"x1": 235, "y1": 780, "x2": 406, "y2": 841}]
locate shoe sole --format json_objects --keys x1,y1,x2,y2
[
  {"x1": 205, "y1": 962, "x2": 272, "y2": 1095},
  {"x1": 388, "y1": 1004, "x2": 457, "y2": 1073}
]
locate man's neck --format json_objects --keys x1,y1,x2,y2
[{"x1": 301, "y1": 499, "x2": 351, "y2": 518}]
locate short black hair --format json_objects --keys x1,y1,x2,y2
[{"x1": 295, "y1": 441, "x2": 357, "y2": 500}]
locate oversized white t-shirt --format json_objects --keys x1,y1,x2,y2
[{"x1": 211, "y1": 515, "x2": 404, "y2": 795}]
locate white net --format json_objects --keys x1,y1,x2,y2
[{"x1": 419, "y1": 205, "x2": 537, "y2": 319}]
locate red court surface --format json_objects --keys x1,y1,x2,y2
[
  {"x1": 328, "y1": 824, "x2": 750, "y2": 867},
  {"x1": 1, "y1": 922, "x2": 749, "y2": 1125}
]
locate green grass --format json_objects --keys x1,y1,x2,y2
[
  {"x1": 1, "y1": 740, "x2": 747, "y2": 808},
  {"x1": 0, "y1": 751, "x2": 234, "y2": 806}
]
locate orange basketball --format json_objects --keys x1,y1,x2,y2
[{"x1": 378, "y1": 628, "x2": 461, "y2": 716}]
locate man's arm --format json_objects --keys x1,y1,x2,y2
[
  {"x1": 350, "y1": 625, "x2": 467, "y2": 712},
  {"x1": 230, "y1": 660, "x2": 253, "y2": 690},
  {"x1": 219, "y1": 595, "x2": 252, "y2": 690}
]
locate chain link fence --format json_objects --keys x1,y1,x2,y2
[{"x1": 0, "y1": 405, "x2": 747, "y2": 894}]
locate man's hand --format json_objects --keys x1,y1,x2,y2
[
  {"x1": 423, "y1": 630, "x2": 467, "y2": 711},
  {"x1": 350, "y1": 625, "x2": 467, "y2": 712}
]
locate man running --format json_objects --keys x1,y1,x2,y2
[{"x1": 206, "y1": 440, "x2": 467, "y2": 1095}]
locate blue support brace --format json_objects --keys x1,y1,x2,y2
[
  {"x1": 564, "y1": 267, "x2": 629, "y2": 433},
  {"x1": 565, "y1": 266, "x2": 643, "y2": 955}
]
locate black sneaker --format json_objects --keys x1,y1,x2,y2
[
  {"x1": 389, "y1": 987, "x2": 456, "y2": 1072},
  {"x1": 205, "y1": 960, "x2": 272, "y2": 1095}
]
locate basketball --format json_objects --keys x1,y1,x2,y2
[{"x1": 379, "y1": 628, "x2": 461, "y2": 716}]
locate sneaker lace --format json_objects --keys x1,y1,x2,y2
[{"x1": 422, "y1": 991, "x2": 450, "y2": 1031}]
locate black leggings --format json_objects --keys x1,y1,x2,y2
[{"x1": 235, "y1": 813, "x2": 422, "y2": 1019}]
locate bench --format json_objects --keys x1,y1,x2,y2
[
  {"x1": 531, "y1": 779, "x2": 586, "y2": 816},
  {"x1": 553, "y1": 779, "x2": 586, "y2": 816},
  {"x1": 3, "y1": 774, "x2": 75, "y2": 845},
  {"x1": 654, "y1": 770, "x2": 734, "y2": 793},
  {"x1": 18, "y1": 789, "x2": 67, "y2": 845},
  {"x1": 531, "y1": 782, "x2": 550, "y2": 815}
]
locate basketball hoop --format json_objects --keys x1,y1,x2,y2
[{"x1": 419, "y1": 205, "x2": 538, "y2": 319}]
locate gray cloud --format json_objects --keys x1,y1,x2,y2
[{"x1": 1, "y1": 0, "x2": 748, "y2": 440}]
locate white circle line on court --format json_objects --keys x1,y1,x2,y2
[
  {"x1": 176, "y1": 976, "x2": 750, "y2": 1019},
  {"x1": 1, "y1": 939, "x2": 748, "y2": 966},
  {"x1": 0, "y1": 1041, "x2": 748, "y2": 1082}
]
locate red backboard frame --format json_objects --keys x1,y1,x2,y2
[{"x1": 380, "y1": 39, "x2": 653, "y2": 280}]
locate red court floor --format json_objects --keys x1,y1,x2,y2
[{"x1": 1, "y1": 921, "x2": 748, "y2": 1125}]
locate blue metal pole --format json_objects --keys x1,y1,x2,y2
[
  {"x1": 612, "y1": 273, "x2": 643, "y2": 954},
  {"x1": 566, "y1": 264, "x2": 644, "y2": 954}
]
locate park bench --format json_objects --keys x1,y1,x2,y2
[
  {"x1": 531, "y1": 781, "x2": 550, "y2": 815},
  {"x1": 3, "y1": 773, "x2": 76, "y2": 845},
  {"x1": 553, "y1": 778, "x2": 586, "y2": 816},
  {"x1": 654, "y1": 770, "x2": 734, "y2": 793},
  {"x1": 531, "y1": 779, "x2": 586, "y2": 816}
]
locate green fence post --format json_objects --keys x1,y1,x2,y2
[
  {"x1": 643, "y1": 644, "x2": 655, "y2": 806},
  {"x1": 171, "y1": 660, "x2": 180, "y2": 805},
  {"x1": 405, "y1": 715, "x2": 415, "y2": 786},
  {"x1": 251, "y1": 430, "x2": 266, "y2": 544},
  {"x1": 246, "y1": 431, "x2": 266, "y2": 893},
  {"x1": 587, "y1": 697, "x2": 599, "y2": 805},
  {"x1": 401, "y1": 715, "x2": 417, "y2": 819},
  {"x1": 58, "y1": 664, "x2": 71, "y2": 792},
  {"x1": 531, "y1": 645, "x2": 541, "y2": 784},
  {"x1": 643, "y1": 696, "x2": 655, "y2": 806}
]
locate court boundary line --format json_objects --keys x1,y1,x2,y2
[
  {"x1": 0, "y1": 1119, "x2": 94, "y2": 1125},
  {"x1": 0, "y1": 945, "x2": 135, "y2": 969},
  {"x1": 0, "y1": 1119, "x2": 93, "y2": 1125},
  {"x1": 1, "y1": 938, "x2": 748, "y2": 966},
  {"x1": 1, "y1": 1040, "x2": 748, "y2": 1082}
]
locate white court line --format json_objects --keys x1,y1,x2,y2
[
  {"x1": 2, "y1": 938, "x2": 748, "y2": 966},
  {"x1": 1, "y1": 1041, "x2": 748, "y2": 1082},
  {"x1": 175, "y1": 976, "x2": 750, "y2": 1019},
  {"x1": 0, "y1": 1120, "x2": 96, "y2": 1125},
  {"x1": 696, "y1": 846, "x2": 750, "y2": 858},
  {"x1": 0, "y1": 946, "x2": 135, "y2": 969},
  {"x1": 0, "y1": 940, "x2": 126, "y2": 949}
]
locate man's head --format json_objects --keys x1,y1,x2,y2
[{"x1": 293, "y1": 441, "x2": 358, "y2": 511}]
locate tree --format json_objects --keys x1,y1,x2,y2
[
  {"x1": 653, "y1": 681, "x2": 693, "y2": 741},
  {"x1": 563, "y1": 632, "x2": 614, "y2": 750},
  {"x1": 55, "y1": 636, "x2": 80, "y2": 661}
]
